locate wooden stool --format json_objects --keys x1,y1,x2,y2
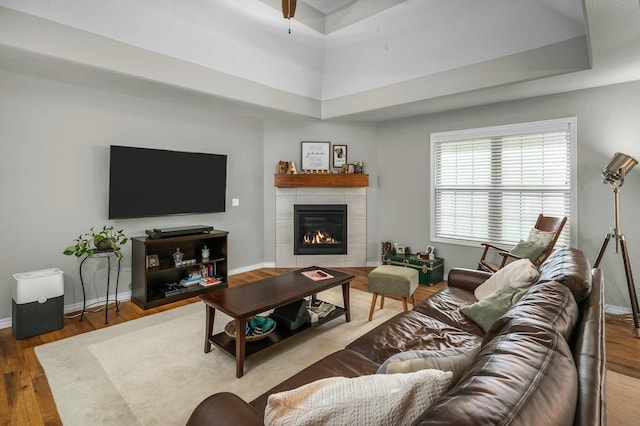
[{"x1": 367, "y1": 265, "x2": 418, "y2": 321}]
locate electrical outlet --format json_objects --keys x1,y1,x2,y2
[{"x1": 232, "y1": 198, "x2": 240, "y2": 206}]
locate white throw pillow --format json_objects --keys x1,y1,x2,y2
[
  {"x1": 264, "y1": 369, "x2": 452, "y2": 426},
  {"x1": 474, "y1": 258, "x2": 539, "y2": 300}
]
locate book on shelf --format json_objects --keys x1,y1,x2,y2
[
  {"x1": 301, "y1": 269, "x2": 334, "y2": 281},
  {"x1": 199, "y1": 276, "x2": 223, "y2": 287},
  {"x1": 308, "y1": 299, "x2": 336, "y2": 318},
  {"x1": 180, "y1": 277, "x2": 201, "y2": 287}
]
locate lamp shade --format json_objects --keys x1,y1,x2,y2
[{"x1": 602, "y1": 152, "x2": 637, "y2": 185}]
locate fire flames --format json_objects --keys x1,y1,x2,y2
[{"x1": 303, "y1": 229, "x2": 339, "y2": 245}]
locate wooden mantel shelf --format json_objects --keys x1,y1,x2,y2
[{"x1": 274, "y1": 174, "x2": 369, "y2": 188}]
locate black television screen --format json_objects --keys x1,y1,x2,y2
[{"x1": 108, "y1": 145, "x2": 227, "y2": 219}]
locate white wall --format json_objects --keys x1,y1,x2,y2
[
  {"x1": 262, "y1": 120, "x2": 379, "y2": 264},
  {"x1": 2, "y1": 58, "x2": 639, "y2": 324},
  {"x1": 374, "y1": 80, "x2": 640, "y2": 310},
  {"x1": 0, "y1": 68, "x2": 265, "y2": 321}
]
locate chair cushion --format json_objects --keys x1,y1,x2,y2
[{"x1": 368, "y1": 265, "x2": 419, "y2": 297}]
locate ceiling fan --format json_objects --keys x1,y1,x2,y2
[{"x1": 282, "y1": 0, "x2": 297, "y2": 33}]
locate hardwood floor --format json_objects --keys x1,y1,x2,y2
[{"x1": 0, "y1": 266, "x2": 637, "y2": 425}]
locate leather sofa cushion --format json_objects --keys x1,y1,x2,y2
[
  {"x1": 415, "y1": 318, "x2": 578, "y2": 426},
  {"x1": 413, "y1": 287, "x2": 484, "y2": 336},
  {"x1": 571, "y1": 268, "x2": 606, "y2": 426},
  {"x1": 538, "y1": 248, "x2": 592, "y2": 302},
  {"x1": 483, "y1": 280, "x2": 579, "y2": 344},
  {"x1": 346, "y1": 310, "x2": 482, "y2": 365},
  {"x1": 250, "y1": 349, "x2": 380, "y2": 415}
]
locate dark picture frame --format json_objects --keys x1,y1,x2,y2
[
  {"x1": 333, "y1": 144, "x2": 347, "y2": 168},
  {"x1": 301, "y1": 141, "x2": 331, "y2": 171},
  {"x1": 147, "y1": 254, "x2": 160, "y2": 268}
]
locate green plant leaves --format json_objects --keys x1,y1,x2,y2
[{"x1": 63, "y1": 225, "x2": 128, "y2": 257}]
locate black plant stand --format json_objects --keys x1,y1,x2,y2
[{"x1": 79, "y1": 249, "x2": 121, "y2": 324}]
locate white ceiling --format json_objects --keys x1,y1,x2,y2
[
  {"x1": 302, "y1": 0, "x2": 356, "y2": 14},
  {"x1": 0, "y1": 0, "x2": 638, "y2": 121}
]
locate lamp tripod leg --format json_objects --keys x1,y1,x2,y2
[
  {"x1": 593, "y1": 232, "x2": 612, "y2": 269},
  {"x1": 619, "y1": 236, "x2": 640, "y2": 337},
  {"x1": 595, "y1": 232, "x2": 640, "y2": 337}
]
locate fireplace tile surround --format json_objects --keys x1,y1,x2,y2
[{"x1": 275, "y1": 187, "x2": 366, "y2": 267}]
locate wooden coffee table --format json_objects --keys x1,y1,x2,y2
[{"x1": 200, "y1": 267, "x2": 354, "y2": 377}]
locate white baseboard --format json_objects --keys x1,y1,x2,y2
[
  {"x1": 605, "y1": 304, "x2": 632, "y2": 315},
  {"x1": 229, "y1": 263, "x2": 270, "y2": 275},
  {"x1": 0, "y1": 261, "x2": 412, "y2": 331},
  {"x1": 1, "y1": 263, "x2": 283, "y2": 330}
]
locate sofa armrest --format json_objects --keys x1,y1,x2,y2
[
  {"x1": 447, "y1": 268, "x2": 492, "y2": 292},
  {"x1": 186, "y1": 392, "x2": 264, "y2": 426}
]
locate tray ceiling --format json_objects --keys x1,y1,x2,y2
[{"x1": 0, "y1": 0, "x2": 637, "y2": 121}]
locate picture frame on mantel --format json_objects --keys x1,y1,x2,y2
[
  {"x1": 333, "y1": 144, "x2": 347, "y2": 168},
  {"x1": 301, "y1": 141, "x2": 331, "y2": 171}
]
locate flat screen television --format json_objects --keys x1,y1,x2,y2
[{"x1": 108, "y1": 145, "x2": 227, "y2": 219}]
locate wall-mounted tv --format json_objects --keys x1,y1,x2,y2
[{"x1": 108, "y1": 145, "x2": 227, "y2": 219}]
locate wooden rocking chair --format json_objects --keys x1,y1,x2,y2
[{"x1": 477, "y1": 214, "x2": 567, "y2": 273}]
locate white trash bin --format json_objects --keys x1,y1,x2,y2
[{"x1": 12, "y1": 268, "x2": 64, "y2": 339}]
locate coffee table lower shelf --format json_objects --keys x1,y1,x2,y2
[{"x1": 210, "y1": 307, "x2": 347, "y2": 359}]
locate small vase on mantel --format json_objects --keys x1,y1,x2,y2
[{"x1": 201, "y1": 245, "x2": 210, "y2": 261}]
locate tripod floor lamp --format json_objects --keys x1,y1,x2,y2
[{"x1": 594, "y1": 152, "x2": 640, "y2": 337}]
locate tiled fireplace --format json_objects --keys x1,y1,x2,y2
[
  {"x1": 275, "y1": 187, "x2": 366, "y2": 267},
  {"x1": 294, "y1": 204, "x2": 347, "y2": 255}
]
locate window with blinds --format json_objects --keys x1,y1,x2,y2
[{"x1": 430, "y1": 117, "x2": 576, "y2": 248}]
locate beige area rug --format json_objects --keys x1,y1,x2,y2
[
  {"x1": 606, "y1": 370, "x2": 640, "y2": 426},
  {"x1": 35, "y1": 287, "x2": 403, "y2": 425}
]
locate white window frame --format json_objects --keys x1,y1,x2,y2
[{"x1": 430, "y1": 117, "x2": 577, "y2": 248}]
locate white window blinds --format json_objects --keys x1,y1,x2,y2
[{"x1": 430, "y1": 118, "x2": 575, "y2": 248}]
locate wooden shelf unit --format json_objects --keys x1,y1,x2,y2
[
  {"x1": 131, "y1": 230, "x2": 228, "y2": 309},
  {"x1": 210, "y1": 306, "x2": 347, "y2": 360},
  {"x1": 274, "y1": 173, "x2": 368, "y2": 187}
]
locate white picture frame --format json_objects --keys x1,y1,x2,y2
[{"x1": 301, "y1": 141, "x2": 331, "y2": 171}]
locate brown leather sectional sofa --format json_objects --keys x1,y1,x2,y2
[{"x1": 187, "y1": 248, "x2": 605, "y2": 426}]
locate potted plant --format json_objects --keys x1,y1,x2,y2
[{"x1": 63, "y1": 225, "x2": 128, "y2": 259}]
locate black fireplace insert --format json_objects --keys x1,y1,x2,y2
[{"x1": 294, "y1": 204, "x2": 347, "y2": 255}]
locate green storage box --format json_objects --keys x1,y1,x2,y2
[{"x1": 382, "y1": 254, "x2": 444, "y2": 286}]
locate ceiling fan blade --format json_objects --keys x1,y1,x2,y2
[{"x1": 282, "y1": 0, "x2": 297, "y2": 19}]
